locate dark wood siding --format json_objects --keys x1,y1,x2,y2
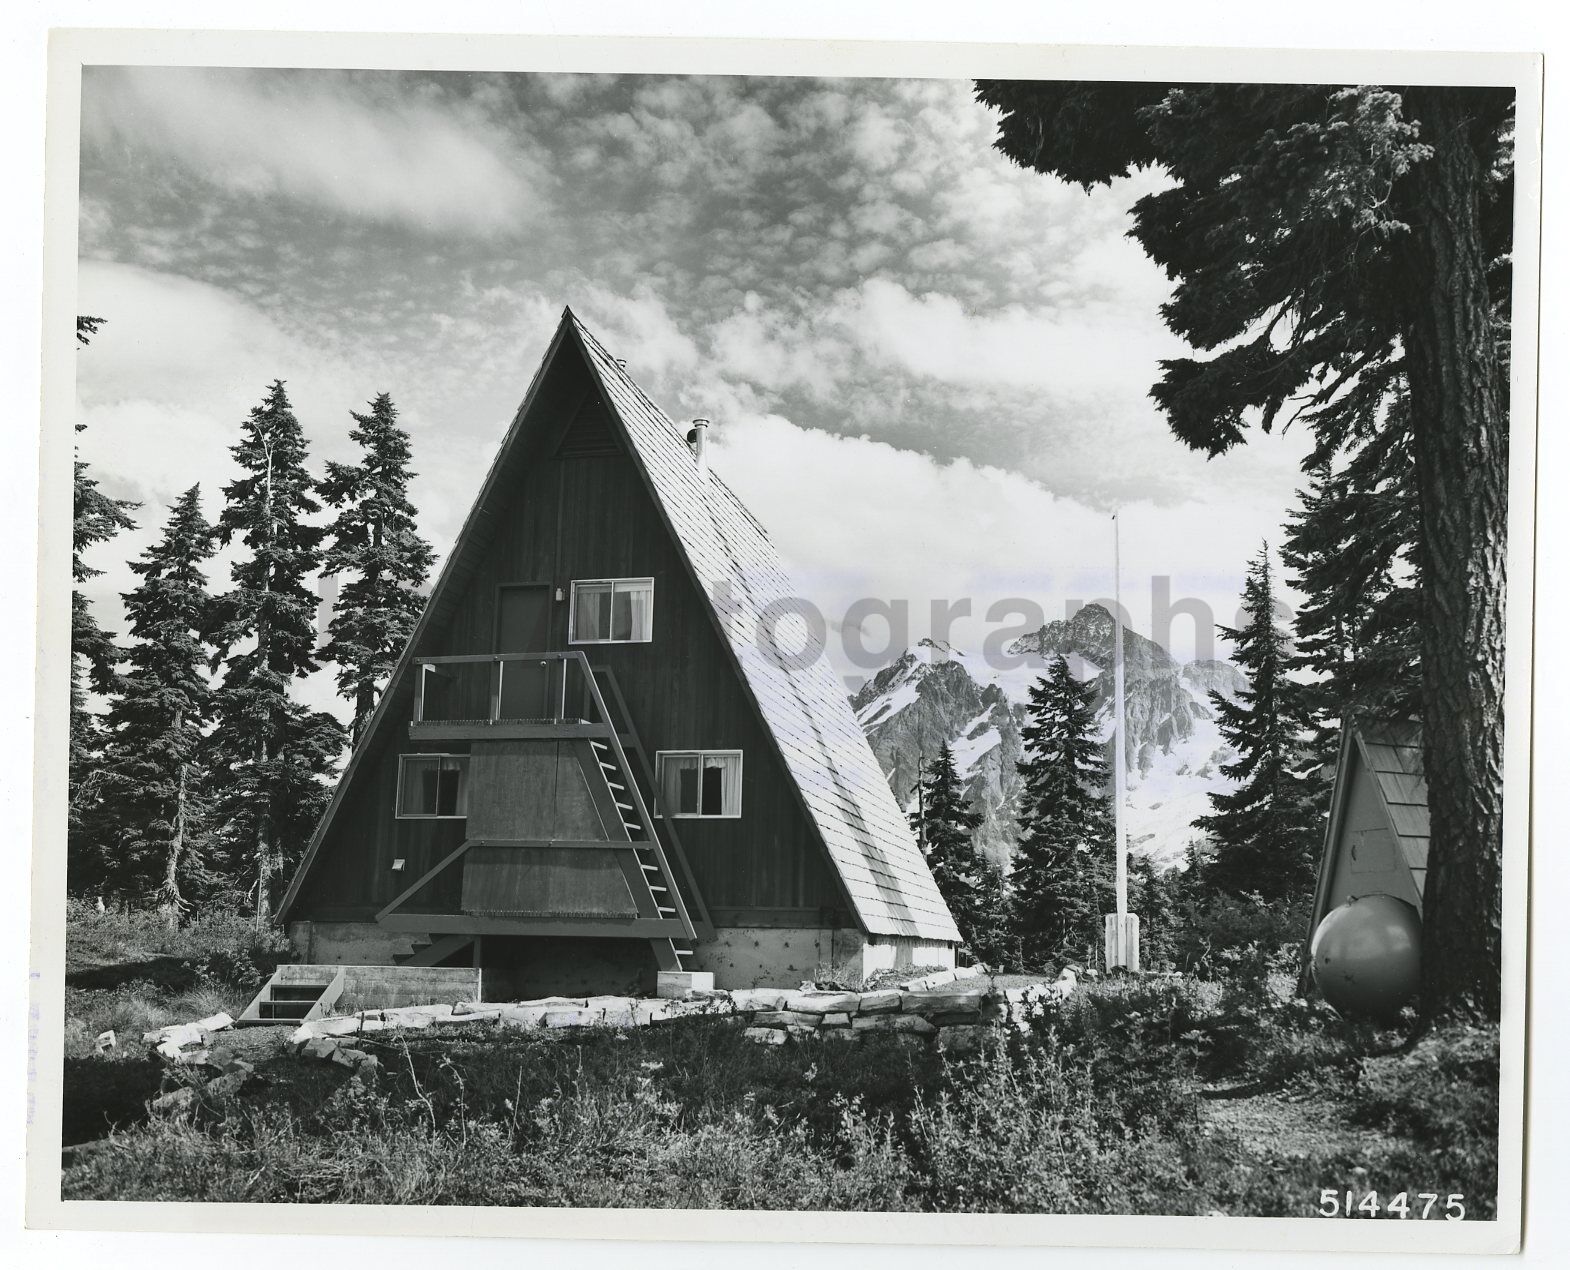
[{"x1": 294, "y1": 349, "x2": 849, "y2": 924}]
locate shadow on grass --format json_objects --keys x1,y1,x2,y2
[
  {"x1": 61, "y1": 1056, "x2": 164, "y2": 1147},
  {"x1": 66, "y1": 956, "x2": 198, "y2": 993}
]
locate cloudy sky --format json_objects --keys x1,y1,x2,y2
[{"x1": 75, "y1": 67, "x2": 1316, "y2": 710}]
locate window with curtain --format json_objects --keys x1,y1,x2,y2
[
  {"x1": 656, "y1": 750, "x2": 742, "y2": 818},
  {"x1": 396, "y1": 754, "x2": 470, "y2": 818},
  {"x1": 570, "y1": 578, "x2": 653, "y2": 643}
]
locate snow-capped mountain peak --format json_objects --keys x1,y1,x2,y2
[{"x1": 850, "y1": 608, "x2": 1242, "y2": 870}]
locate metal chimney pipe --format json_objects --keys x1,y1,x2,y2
[{"x1": 687, "y1": 418, "x2": 710, "y2": 479}]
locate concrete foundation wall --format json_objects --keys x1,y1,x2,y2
[
  {"x1": 289, "y1": 919, "x2": 954, "y2": 995},
  {"x1": 690, "y1": 927, "x2": 956, "y2": 988},
  {"x1": 688, "y1": 926, "x2": 839, "y2": 988},
  {"x1": 289, "y1": 921, "x2": 421, "y2": 967},
  {"x1": 338, "y1": 966, "x2": 481, "y2": 1011}
]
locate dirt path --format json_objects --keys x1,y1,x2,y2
[{"x1": 1200, "y1": 1086, "x2": 1392, "y2": 1161}]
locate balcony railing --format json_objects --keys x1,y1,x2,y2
[{"x1": 413, "y1": 651, "x2": 597, "y2": 727}]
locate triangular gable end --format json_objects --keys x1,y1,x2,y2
[{"x1": 282, "y1": 309, "x2": 958, "y2": 945}]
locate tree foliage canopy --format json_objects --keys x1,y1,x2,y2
[
  {"x1": 974, "y1": 82, "x2": 1511, "y2": 460},
  {"x1": 319, "y1": 392, "x2": 434, "y2": 744}
]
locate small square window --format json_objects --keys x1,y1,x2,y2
[
  {"x1": 571, "y1": 578, "x2": 653, "y2": 643},
  {"x1": 656, "y1": 750, "x2": 742, "y2": 818},
  {"x1": 397, "y1": 754, "x2": 469, "y2": 819}
]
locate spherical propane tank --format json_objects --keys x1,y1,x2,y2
[{"x1": 1310, "y1": 894, "x2": 1422, "y2": 1019}]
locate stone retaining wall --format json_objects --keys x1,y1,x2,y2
[
  {"x1": 280, "y1": 966, "x2": 1068, "y2": 1057},
  {"x1": 143, "y1": 967, "x2": 1072, "y2": 1082}
]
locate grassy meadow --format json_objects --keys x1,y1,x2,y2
[{"x1": 59, "y1": 904, "x2": 1499, "y2": 1216}]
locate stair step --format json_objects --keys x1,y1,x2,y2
[
  {"x1": 270, "y1": 984, "x2": 333, "y2": 1001},
  {"x1": 606, "y1": 780, "x2": 625, "y2": 791},
  {"x1": 590, "y1": 740, "x2": 609, "y2": 752},
  {"x1": 259, "y1": 1000, "x2": 316, "y2": 1020},
  {"x1": 649, "y1": 884, "x2": 667, "y2": 892}
]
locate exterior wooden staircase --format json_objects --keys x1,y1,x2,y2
[
  {"x1": 589, "y1": 665, "x2": 711, "y2": 973},
  {"x1": 392, "y1": 933, "x2": 476, "y2": 967}
]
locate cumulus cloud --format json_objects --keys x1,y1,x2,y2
[
  {"x1": 828, "y1": 277, "x2": 1183, "y2": 397},
  {"x1": 706, "y1": 412, "x2": 1294, "y2": 677},
  {"x1": 82, "y1": 67, "x2": 548, "y2": 237},
  {"x1": 71, "y1": 70, "x2": 1321, "y2": 705}
]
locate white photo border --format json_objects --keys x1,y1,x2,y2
[{"x1": 26, "y1": 27, "x2": 1541, "y2": 1255}]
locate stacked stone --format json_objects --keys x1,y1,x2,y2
[{"x1": 740, "y1": 982, "x2": 1017, "y2": 1053}]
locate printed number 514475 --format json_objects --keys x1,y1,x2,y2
[{"x1": 1317, "y1": 1190, "x2": 1465, "y2": 1219}]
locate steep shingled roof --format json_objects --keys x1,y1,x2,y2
[
  {"x1": 1350, "y1": 718, "x2": 1430, "y2": 888},
  {"x1": 570, "y1": 315, "x2": 959, "y2": 943},
  {"x1": 1303, "y1": 716, "x2": 1430, "y2": 966},
  {"x1": 280, "y1": 309, "x2": 958, "y2": 944}
]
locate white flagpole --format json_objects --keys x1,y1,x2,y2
[
  {"x1": 1105, "y1": 511, "x2": 1139, "y2": 972},
  {"x1": 1113, "y1": 511, "x2": 1128, "y2": 923}
]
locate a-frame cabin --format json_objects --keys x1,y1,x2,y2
[{"x1": 278, "y1": 310, "x2": 959, "y2": 998}]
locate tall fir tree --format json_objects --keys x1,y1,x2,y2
[
  {"x1": 1196, "y1": 546, "x2": 1321, "y2": 901},
  {"x1": 207, "y1": 381, "x2": 345, "y2": 921},
  {"x1": 318, "y1": 393, "x2": 434, "y2": 744},
  {"x1": 975, "y1": 82, "x2": 1512, "y2": 1020},
  {"x1": 93, "y1": 487, "x2": 216, "y2": 916},
  {"x1": 68, "y1": 315, "x2": 139, "y2": 893},
  {"x1": 908, "y1": 743, "x2": 997, "y2": 963},
  {"x1": 1010, "y1": 654, "x2": 1111, "y2": 969},
  {"x1": 1283, "y1": 409, "x2": 1422, "y2": 779}
]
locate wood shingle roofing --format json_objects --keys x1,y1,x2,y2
[
  {"x1": 1354, "y1": 718, "x2": 1431, "y2": 879},
  {"x1": 571, "y1": 314, "x2": 960, "y2": 943}
]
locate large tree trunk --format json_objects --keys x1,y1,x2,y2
[
  {"x1": 256, "y1": 736, "x2": 274, "y2": 927},
  {"x1": 1400, "y1": 89, "x2": 1510, "y2": 1024}
]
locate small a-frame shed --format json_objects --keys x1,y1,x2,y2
[{"x1": 1305, "y1": 718, "x2": 1430, "y2": 950}]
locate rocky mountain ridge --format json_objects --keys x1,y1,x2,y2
[{"x1": 850, "y1": 604, "x2": 1245, "y2": 870}]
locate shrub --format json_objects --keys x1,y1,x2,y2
[
  {"x1": 178, "y1": 913, "x2": 294, "y2": 991},
  {"x1": 1168, "y1": 888, "x2": 1309, "y2": 978},
  {"x1": 1351, "y1": 1026, "x2": 1500, "y2": 1149}
]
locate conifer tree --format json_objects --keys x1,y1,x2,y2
[
  {"x1": 319, "y1": 393, "x2": 434, "y2": 744},
  {"x1": 93, "y1": 487, "x2": 215, "y2": 916},
  {"x1": 1283, "y1": 414, "x2": 1422, "y2": 777},
  {"x1": 1010, "y1": 654, "x2": 1111, "y2": 969},
  {"x1": 968, "y1": 855, "x2": 1014, "y2": 969},
  {"x1": 909, "y1": 743, "x2": 991, "y2": 960},
  {"x1": 207, "y1": 381, "x2": 345, "y2": 920},
  {"x1": 1196, "y1": 546, "x2": 1321, "y2": 901},
  {"x1": 68, "y1": 315, "x2": 138, "y2": 893}
]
